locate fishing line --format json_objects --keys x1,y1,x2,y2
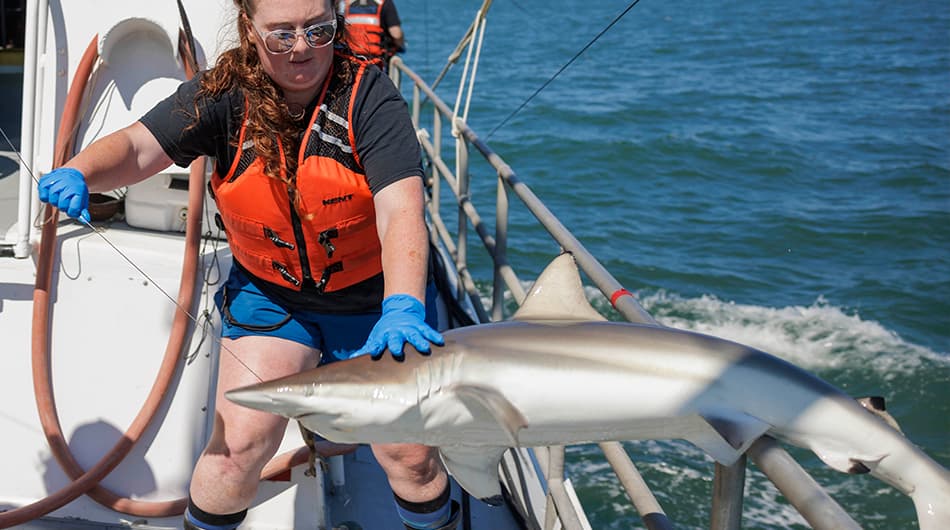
[
  {"x1": 505, "y1": 0, "x2": 547, "y2": 32},
  {"x1": 0, "y1": 125, "x2": 265, "y2": 383},
  {"x1": 486, "y1": 0, "x2": 644, "y2": 139}
]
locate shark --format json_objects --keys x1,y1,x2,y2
[{"x1": 226, "y1": 254, "x2": 950, "y2": 529}]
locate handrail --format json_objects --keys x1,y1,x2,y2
[
  {"x1": 13, "y1": 0, "x2": 42, "y2": 258},
  {"x1": 748, "y1": 438, "x2": 860, "y2": 529},
  {"x1": 389, "y1": 54, "x2": 871, "y2": 530},
  {"x1": 394, "y1": 56, "x2": 656, "y2": 327}
]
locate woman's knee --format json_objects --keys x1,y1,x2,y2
[
  {"x1": 373, "y1": 443, "x2": 443, "y2": 479},
  {"x1": 205, "y1": 412, "x2": 286, "y2": 470}
]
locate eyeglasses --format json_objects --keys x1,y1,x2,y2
[{"x1": 253, "y1": 19, "x2": 337, "y2": 54}]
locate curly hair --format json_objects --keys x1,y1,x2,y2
[{"x1": 194, "y1": 0, "x2": 347, "y2": 191}]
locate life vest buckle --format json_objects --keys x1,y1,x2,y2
[
  {"x1": 272, "y1": 260, "x2": 301, "y2": 287},
  {"x1": 264, "y1": 227, "x2": 296, "y2": 250},
  {"x1": 314, "y1": 261, "x2": 344, "y2": 293},
  {"x1": 318, "y1": 228, "x2": 339, "y2": 258}
]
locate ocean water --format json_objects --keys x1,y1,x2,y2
[{"x1": 398, "y1": 0, "x2": 949, "y2": 528}]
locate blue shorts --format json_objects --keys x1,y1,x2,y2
[{"x1": 214, "y1": 266, "x2": 439, "y2": 364}]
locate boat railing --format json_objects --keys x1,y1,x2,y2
[{"x1": 388, "y1": 56, "x2": 865, "y2": 530}]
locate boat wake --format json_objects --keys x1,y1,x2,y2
[
  {"x1": 487, "y1": 281, "x2": 946, "y2": 376},
  {"x1": 639, "y1": 290, "x2": 948, "y2": 375}
]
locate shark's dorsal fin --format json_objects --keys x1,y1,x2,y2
[
  {"x1": 511, "y1": 253, "x2": 607, "y2": 323},
  {"x1": 439, "y1": 445, "x2": 508, "y2": 505}
]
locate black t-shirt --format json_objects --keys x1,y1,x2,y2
[
  {"x1": 139, "y1": 56, "x2": 423, "y2": 313},
  {"x1": 380, "y1": 0, "x2": 401, "y2": 29}
]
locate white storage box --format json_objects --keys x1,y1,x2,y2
[{"x1": 125, "y1": 172, "x2": 222, "y2": 236}]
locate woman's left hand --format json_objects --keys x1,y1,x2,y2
[{"x1": 350, "y1": 294, "x2": 444, "y2": 360}]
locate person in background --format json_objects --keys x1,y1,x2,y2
[
  {"x1": 339, "y1": 0, "x2": 405, "y2": 71},
  {"x1": 36, "y1": 0, "x2": 458, "y2": 529}
]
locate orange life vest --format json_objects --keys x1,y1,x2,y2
[
  {"x1": 210, "y1": 55, "x2": 382, "y2": 293},
  {"x1": 343, "y1": 0, "x2": 387, "y2": 60}
]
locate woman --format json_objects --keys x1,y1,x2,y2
[{"x1": 36, "y1": 0, "x2": 457, "y2": 528}]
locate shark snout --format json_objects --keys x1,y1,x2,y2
[
  {"x1": 224, "y1": 387, "x2": 282, "y2": 412},
  {"x1": 225, "y1": 385, "x2": 315, "y2": 419}
]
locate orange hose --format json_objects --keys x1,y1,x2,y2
[
  {"x1": 1, "y1": 33, "x2": 311, "y2": 527},
  {"x1": 38, "y1": 157, "x2": 205, "y2": 516}
]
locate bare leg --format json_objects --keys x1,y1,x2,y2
[
  {"x1": 190, "y1": 336, "x2": 319, "y2": 514},
  {"x1": 372, "y1": 443, "x2": 448, "y2": 503}
]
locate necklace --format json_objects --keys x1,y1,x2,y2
[{"x1": 286, "y1": 102, "x2": 306, "y2": 121}]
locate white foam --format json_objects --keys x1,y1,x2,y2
[
  {"x1": 621, "y1": 290, "x2": 946, "y2": 377},
  {"x1": 481, "y1": 280, "x2": 946, "y2": 377}
]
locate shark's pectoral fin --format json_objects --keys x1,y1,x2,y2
[
  {"x1": 439, "y1": 445, "x2": 508, "y2": 506},
  {"x1": 811, "y1": 444, "x2": 885, "y2": 475},
  {"x1": 686, "y1": 410, "x2": 771, "y2": 465},
  {"x1": 451, "y1": 384, "x2": 529, "y2": 446}
]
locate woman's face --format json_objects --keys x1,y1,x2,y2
[{"x1": 246, "y1": 0, "x2": 335, "y2": 100}]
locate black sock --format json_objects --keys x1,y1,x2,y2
[
  {"x1": 393, "y1": 485, "x2": 452, "y2": 529},
  {"x1": 184, "y1": 496, "x2": 247, "y2": 530}
]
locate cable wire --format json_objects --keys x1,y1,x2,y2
[
  {"x1": 0, "y1": 125, "x2": 264, "y2": 383},
  {"x1": 486, "y1": 0, "x2": 644, "y2": 139}
]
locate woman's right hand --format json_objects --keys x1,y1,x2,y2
[{"x1": 38, "y1": 167, "x2": 90, "y2": 223}]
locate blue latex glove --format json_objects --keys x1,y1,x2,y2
[
  {"x1": 350, "y1": 294, "x2": 444, "y2": 360},
  {"x1": 37, "y1": 167, "x2": 90, "y2": 223}
]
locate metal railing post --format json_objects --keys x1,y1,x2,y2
[
  {"x1": 412, "y1": 84, "x2": 420, "y2": 127},
  {"x1": 455, "y1": 132, "x2": 470, "y2": 304},
  {"x1": 710, "y1": 457, "x2": 746, "y2": 530},
  {"x1": 599, "y1": 442, "x2": 673, "y2": 530},
  {"x1": 492, "y1": 175, "x2": 509, "y2": 321},
  {"x1": 431, "y1": 109, "x2": 442, "y2": 214},
  {"x1": 748, "y1": 438, "x2": 861, "y2": 530},
  {"x1": 543, "y1": 446, "x2": 585, "y2": 530}
]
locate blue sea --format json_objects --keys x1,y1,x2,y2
[{"x1": 398, "y1": 0, "x2": 949, "y2": 528}]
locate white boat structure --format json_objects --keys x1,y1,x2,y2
[{"x1": 0, "y1": 1, "x2": 946, "y2": 529}]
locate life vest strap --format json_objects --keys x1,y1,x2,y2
[
  {"x1": 318, "y1": 228, "x2": 339, "y2": 257},
  {"x1": 264, "y1": 226, "x2": 296, "y2": 250},
  {"x1": 315, "y1": 261, "x2": 344, "y2": 293},
  {"x1": 272, "y1": 260, "x2": 302, "y2": 287}
]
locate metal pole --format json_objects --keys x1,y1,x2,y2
[
  {"x1": 747, "y1": 437, "x2": 861, "y2": 530},
  {"x1": 455, "y1": 136, "x2": 469, "y2": 305},
  {"x1": 710, "y1": 458, "x2": 746, "y2": 530},
  {"x1": 14, "y1": 0, "x2": 38, "y2": 258},
  {"x1": 432, "y1": 108, "x2": 441, "y2": 213},
  {"x1": 544, "y1": 446, "x2": 585, "y2": 530},
  {"x1": 492, "y1": 175, "x2": 508, "y2": 321},
  {"x1": 412, "y1": 84, "x2": 420, "y2": 126},
  {"x1": 599, "y1": 442, "x2": 673, "y2": 530}
]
